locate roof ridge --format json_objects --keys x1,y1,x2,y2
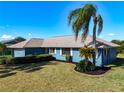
[
  {"x1": 47, "y1": 35, "x2": 74, "y2": 38},
  {"x1": 23, "y1": 39, "x2": 31, "y2": 48},
  {"x1": 30, "y1": 38, "x2": 44, "y2": 40}
]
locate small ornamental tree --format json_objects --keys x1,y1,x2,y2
[
  {"x1": 79, "y1": 45, "x2": 95, "y2": 64},
  {"x1": 75, "y1": 45, "x2": 96, "y2": 72}
]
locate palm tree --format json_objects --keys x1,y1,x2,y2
[{"x1": 68, "y1": 4, "x2": 103, "y2": 65}]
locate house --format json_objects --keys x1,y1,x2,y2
[
  {"x1": 0, "y1": 39, "x2": 17, "y2": 46},
  {"x1": 8, "y1": 35, "x2": 119, "y2": 66},
  {"x1": 0, "y1": 37, "x2": 26, "y2": 46}
]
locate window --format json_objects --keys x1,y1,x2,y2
[
  {"x1": 49, "y1": 48, "x2": 55, "y2": 54},
  {"x1": 62, "y1": 48, "x2": 70, "y2": 55}
]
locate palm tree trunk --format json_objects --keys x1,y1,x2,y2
[{"x1": 93, "y1": 16, "x2": 97, "y2": 65}]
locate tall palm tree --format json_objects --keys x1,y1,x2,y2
[{"x1": 68, "y1": 4, "x2": 103, "y2": 65}]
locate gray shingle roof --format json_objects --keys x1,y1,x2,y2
[
  {"x1": 8, "y1": 35, "x2": 119, "y2": 48},
  {"x1": 41, "y1": 35, "x2": 91, "y2": 48},
  {"x1": 8, "y1": 38, "x2": 44, "y2": 48}
]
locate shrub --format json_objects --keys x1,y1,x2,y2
[
  {"x1": 75, "y1": 60, "x2": 95, "y2": 72},
  {"x1": 0, "y1": 54, "x2": 55, "y2": 65},
  {"x1": 76, "y1": 60, "x2": 86, "y2": 72},
  {"x1": 0, "y1": 57, "x2": 6, "y2": 64},
  {"x1": 65, "y1": 54, "x2": 72, "y2": 62},
  {"x1": 86, "y1": 61, "x2": 95, "y2": 71},
  {"x1": 11, "y1": 54, "x2": 55, "y2": 64}
]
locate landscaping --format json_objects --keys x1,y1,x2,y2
[
  {"x1": 0, "y1": 54, "x2": 55, "y2": 65},
  {"x1": 0, "y1": 53, "x2": 124, "y2": 91}
]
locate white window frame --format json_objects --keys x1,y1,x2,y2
[
  {"x1": 49, "y1": 48, "x2": 56, "y2": 54},
  {"x1": 60, "y1": 48, "x2": 62, "y2": 55},
  {"x1": 60, "y1": 48, "x2": 72, "y2": 56},
  {"x1": 70, "y1": 48, "x2": 73, "y2": 56}
]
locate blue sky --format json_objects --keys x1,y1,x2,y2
[{"x1": 0, "y1": 1, "x2": 123, "y2": 41}]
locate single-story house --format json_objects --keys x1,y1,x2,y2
[
  {"x1": 0, "y1": 39, "x2": 16, "y2": 46},
  {"x1": 8, "y1": 35, "x2": 119, "y2": 66}
]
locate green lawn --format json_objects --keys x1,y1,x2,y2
[
  {"x1": 117, "y1": 53, "x2": 124, "y2": 58},
  {"x1": 0, "y1": 54, "x2": 124, "y2": 92}
]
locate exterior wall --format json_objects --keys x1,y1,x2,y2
[
  {"x1": 50, "y1": 48, "x2": 103, "y2": 66},
  {"x1": 51, "y1": 48, "x2": 82, "y2": 62},
  {"x1": 12, "y1": 48, "x2": 45, "y2": 57},
  {"x1": 95, "y1": 48, "x2": 103, "y2": 66},
  {"x1": 11, "y1": 49, "x2": 14, "y2": 57},
  {"x1": 102, "y1": 48, "x2": 117, "y2": 65},
  {"x1": 72, "y1": 48, "x2": 82, "y2": 62},
  {"x1": 25, "y1": 48, "x2": 45, "y2": 56},
  {"x1": 11, "y1": 47, "x2": 117, "y2": 66},
  {"x1": 109, "y1": 48, "x2": 117, "y2": 62},
  {"x1": 51, "y1": 48, "x2": 66, "y2": 61}
]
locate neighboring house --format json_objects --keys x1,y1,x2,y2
[
  {"x1": 0, "y1": 37, "x2": 26, "y2": 46},
  {"x1": 0, "y1": 39, "x2": 17, "y2": 46},
  {"x1": 8, "y1": 35, "x2": 119, "y2": 66}
]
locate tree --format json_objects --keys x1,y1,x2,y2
[
  {"x1": 0, "y1": 43, "x2": 7, "y2": 56},
  {"x1": 14, "y1": 37, "x2": 26, "y2": 43},
  {"x1": 68, "y1": 4, "x2": 103, "y2": 65},
  {"x1": 80, "y1": 45, "x2": 95, "y2": 63},
  {"x1": 111, "y1": 40, "x2": 121, "y2": 45},
  {"x1": 111, "y1": 40, "x2": 124, "y2": 53}
]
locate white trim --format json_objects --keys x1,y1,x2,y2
[
  {"x1": 54, "y1": 48, "x2": 56, "y2": 54},
  {"x1": 60, "y1": 48, "x2": 62, "y2": 55},
  {"x1": 70, "y1": 48, "x2": 73, "y2": 56},
  {"x1": 49, "y1": 48, "x2": 56, "y2": 54}
]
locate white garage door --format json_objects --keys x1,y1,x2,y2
[{"x1": 14, "y1": 49, "x2": 25, "y2": 57}]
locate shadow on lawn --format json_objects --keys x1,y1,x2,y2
[
  {"x1": 0, "y1": 61, "x2": 56, "y2": 78},
  {"x1": 110, "y1": 57, "x2": 124, "y2": 68}
]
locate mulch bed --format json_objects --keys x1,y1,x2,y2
[{"x1": 75, "y1": 66, "x2": 111, "y2": 75}]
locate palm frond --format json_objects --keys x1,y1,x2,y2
[
  {"x1": 81, "y1": 15, "x2": 91, "y2": 42},
  {"x1": 97, "y1": 14, "x2": 103, "y2": 35},
  {"x1": 72, "y1": 13, "x2": 85, "y2": 41},
  {"x1": 68, "y1": 8, "x2": 81, "y2": 25},
  {"x1": 83, "y1": 4, "x2": 97, "y2": 17}
]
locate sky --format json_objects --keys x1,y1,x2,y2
[{"x1": 0, "y1": 1, "x2": 124, "y2": 41}]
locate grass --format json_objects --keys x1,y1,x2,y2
[
  {"x1": 117, "y1": 53, "x2": 124, "y2": 58},
  {"x1": 0, "y1": 55, "x2": 12, "y2": 58},
  {"x1": 0, "y1": 53, "x2": 124, "y2": 92}
]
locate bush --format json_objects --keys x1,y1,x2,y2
[
  {"x1": 65, "y1": 54, "x2": 72, "y2": 62},
  {"x1": 0, "y1": 54, "x2": 55, "y2": 65},
  {"x1": 86, "y1": 61, "x2": 95, "y2": 71},
  {"x1": 0, "y1": 57, "x2": 6, "y2": 64},
  {"x1": 76, "y1": 60, "x2": 87, "y2": 72},
  {"x1": 11, "y1": 54, "x2": 55, "y2": 64},
  {"x1": 75, "y1": 60, "x2": 95, "y2": 72}
]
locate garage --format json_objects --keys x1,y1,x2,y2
[{"x1": 14, "y1": 49, "x2": 25, "y2": 57}]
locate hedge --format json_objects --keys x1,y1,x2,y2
[{"x1": 0, "y1": 54, "x2": 55, "y2": 65}]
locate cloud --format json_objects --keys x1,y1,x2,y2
[
  {"x1": 107, "y1": 33, "x2": 115, "y2": 36},
  {"x1": 98, "y1": 35, "x2": 103, "y2": 38},
  {"x1": 28, "y1": 33, "x2": 32, "y2": 36},
  {"x1": 1, "y1": 34, "x2": 14, "y2": 39}
]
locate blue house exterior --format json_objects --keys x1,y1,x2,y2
[
  {"x1": 8, "y1": 36, "x2": 119, "y2": 66},
  {"x1": 48, "y1": 47, "x2": 117, "y2": 66}
]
